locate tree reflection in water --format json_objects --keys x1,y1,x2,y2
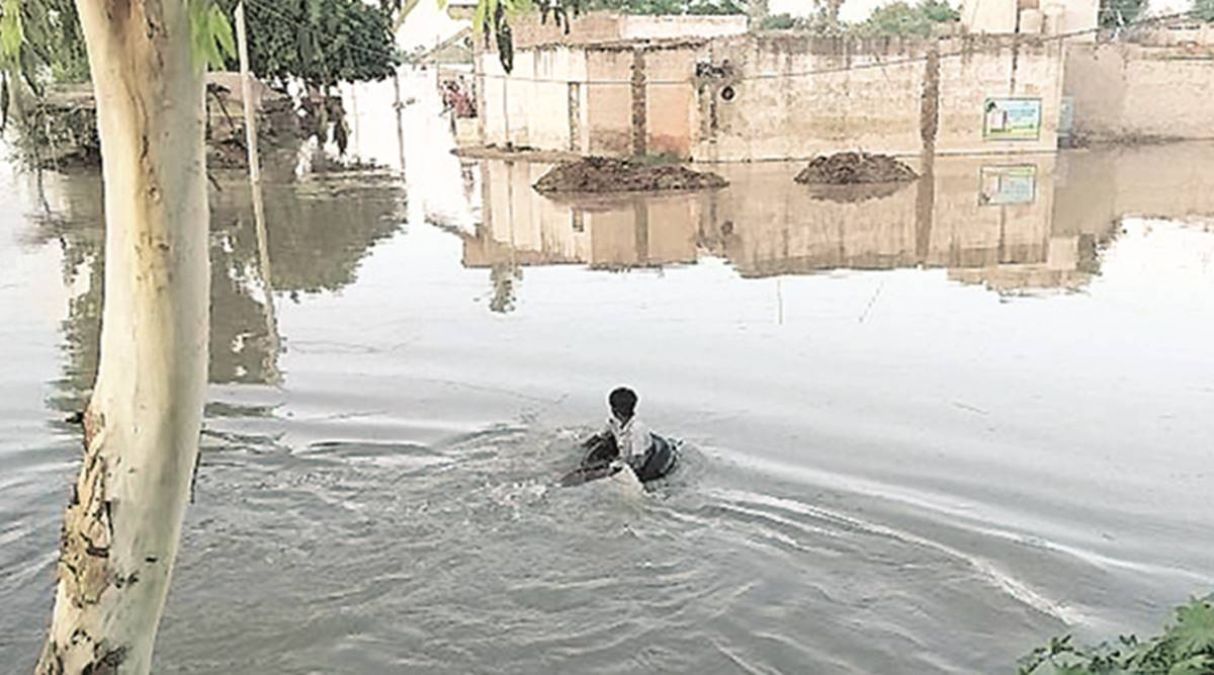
[{"x1": 31, "y1": 168, "x2": 405, "y2": 411}]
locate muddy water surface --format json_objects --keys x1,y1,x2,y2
[{"x1": 2, "y1": 76, "x2": 1213, "y2": 674}]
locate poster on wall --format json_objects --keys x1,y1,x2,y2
[
  {"x1": 983, "y1": 98, "x2": 1043, "y2": 141},
  {"x1": 979, "y1": 165, "x2": 1037, "y2": 205}
]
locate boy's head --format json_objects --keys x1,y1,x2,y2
[{"x1": 609, "y1": 387, "x2": 638, "y2": 421}]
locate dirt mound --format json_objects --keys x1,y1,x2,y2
[
  {"x1": 794, "y1": 152, "x2": 917, "y2": 185},
  {"x1": 534, "y1": 157, "x2": 728, "y2": 194}
]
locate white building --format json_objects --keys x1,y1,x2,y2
[{"x1": 959, "y1": 0, "x2": 1098, "y2": 39}]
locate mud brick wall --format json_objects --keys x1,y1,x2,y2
[
  {"x1": 479, "y1": 45, "x2": 589, "y2": 151},
  {"x1": 1064, "y1": 42, "x2": 1214, "y2": 143},
  {"x1": 478, "y1": 33, "x2": 1064, "y2": 161},
  {"x1": 693, "y1": 34, "x2": 1064, "y2": 161}
]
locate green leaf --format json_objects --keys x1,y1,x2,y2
[
  {"x1": 1196, "y1": 0, "x2": 1214, "y2": 22},
  {"x1": 472, "y1": 0, "x2": 487, "y2": 36},
  {"x1": 210, "y1": 5, "x2": 236, "y2": 60},
  {"x1": 1168, "y1": 654, "x2": 1214, "y2": 675},
  {"x1": 1169, "y1": 599, "x2": 1214, "y2": 656},
  {"x1": 0, "y1": 0, "x2": 24, "y2": 63},
  {"x1": 189, "y1": 0, "x2": 236, "y2": 71},
  {"x1": 1022, "y1": 596, "x2": 1214, "y2": 675}
]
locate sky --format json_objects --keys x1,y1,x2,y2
[{"x1": 397, "y1": 1, "x2": 469, "y2": 50}]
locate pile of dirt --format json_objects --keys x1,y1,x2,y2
[
  {"x1": 534, "y1": 156, "x2": 728, "y2": 194},
  {"x1": 794, "y1": 152, "x2": 917, "y2": 185}
]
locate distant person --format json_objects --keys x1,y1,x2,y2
[{"x1": 580, "y1": 387, "x2": 677, "y2": 483}]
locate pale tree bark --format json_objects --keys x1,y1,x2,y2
[{"x1": 36, "y1": 1, "x2": 209, "y2": 673}]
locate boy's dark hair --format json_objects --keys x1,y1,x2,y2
[{"x1": 609, "y1": 387, "x2": 638, "y2": 416}]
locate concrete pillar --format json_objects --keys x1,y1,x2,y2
[{"x1": 630, "y1": 47, "x2": 648, "y2": 157}]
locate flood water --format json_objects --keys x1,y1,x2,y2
[{"x1": 2, "y1": 74, "x2": 1213, "y2": 674}]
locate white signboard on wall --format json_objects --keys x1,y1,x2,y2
[
  {"x1": 983, "y1": 98, "x2": 1043, "y2": 141},
  {"x1": 979, "y1": 165, "x2": 1038, "y2": 205}
]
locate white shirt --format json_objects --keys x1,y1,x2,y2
[{"x1": 605, "y1": 415, "x2": 653, "y2": 467}]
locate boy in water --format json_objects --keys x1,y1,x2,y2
[{"x1": 581, "y1": 387, "x2": 676, "y2": 483}]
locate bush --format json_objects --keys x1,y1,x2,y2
[
  {"x1": 1194, "y1": 0, "x2": 1214, "y2": 22},
  {"x1": 760, "y1": 12, "x2": 797, "y2": 29},
  {"x1": 1018, "y1": 596, "x2": 1214, "y2": 675},
  {"x1": 218, "y1": 0, "x2": 400, "y2": 90},
  {"x1": 1099, "y1": 0, "x2": 1147, "y2": 28},
  {"x1": 854, "y1": 0, "x2": 959, "y2": 38}
]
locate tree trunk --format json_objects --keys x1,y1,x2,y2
[{"x1": 37, "y1": 1, "x2": 209, "y2": 673}]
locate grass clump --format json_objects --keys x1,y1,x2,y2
[{"x1": 1019, "y1": 595, "x2": 1214, "y2": 675}]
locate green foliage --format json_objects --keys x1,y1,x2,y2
[
  {"x1": 758, "y1": 0, "x2": 956, "y2": 36},
  {"x1": 221, "y1": 0, "x2": 401, "y2": 154},
  {"x1": 1, "y1": 0, "x2": 234, "y2": 138},
  {"x1": 1018, "y1": 596, "x2": 1214, "y2": 675},
  {"x1": 1099, "y1": 0, "x2": 1146, "y2": 28},
  {"x1": 919, "y1": 0, "x2": 959, "y2": 21},
  {"x1": 217, "y1": 0, "x2": 400, "y2": 89},
  {"x1": 472, "y1": 0, "x2": 529, "y2": 73},
  {"x1": 191, "y1": 0, "x2": 237, "y2": 71},
  {"x1": 0, "y1": 0, "x2": 87, "y2": 85},
  {"x1": 1, "y1": 0, "x2": 42, "y2": 93},
  {"x1": 759, "y1": 12, "x2": 796, "y2": 29},
  {"x1": 42, "y1": 1, "x2": 88, "y2": 84},
  {"x1": 854, "y1": 0, "x2": 958, "y2": 37},
  {"x1": 379, "y1": 0, "x2": 411, "y2": 15},
  {"x1": 1, "y1": 0, "x2": 239, "y2": 172},
  {"x1": 1173, "y1": 601, "x2": 1214, "y2": 655},
  {"x1": 4, "y1": 0, "x2": 230, "y2": 85},
  {"x1": 584, "y1": 0, "x2": 744, "y2": 15},
  {"x1": 1194, "y1": 0, "x2": 1214, "y2": 22},
  {"x1": 1, "y1": 0, "x2": 46, "y2": 133},
  {"x1": 0, "y1": 0, "x2": 22, "y2": 63}
]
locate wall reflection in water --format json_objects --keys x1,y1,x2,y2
[{"x1": 456, "y1": 144, "x2": 1214, "y2": 309}]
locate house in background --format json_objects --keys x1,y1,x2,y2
[{"x1": 959, "y1": 0, "x2": 1097, "y2": 39}]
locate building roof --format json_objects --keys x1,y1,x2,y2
[{"x1": 415, "y1": 27, "x2": 474, "y2": 65}]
